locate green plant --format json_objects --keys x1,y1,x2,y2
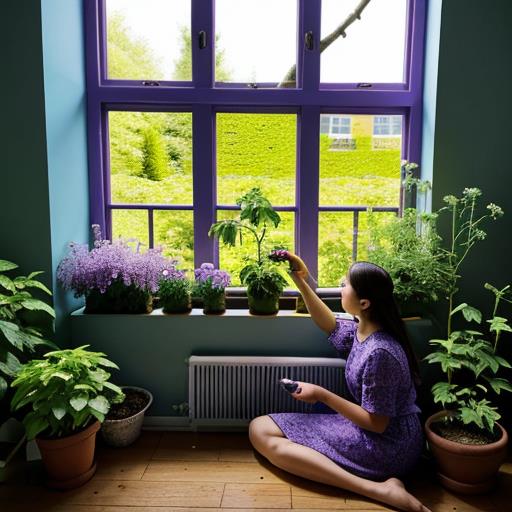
[
  {"x1": 367, "y1": 208, "x2": 452, "y2": 306},
  {"x1": 0, "y1": 260, "x2": 57, "y2": 399},
  {"x1": 10, "y1": 345, "x2": 124, "y2": 440},
  {"x1": 367, "y1": 165, "x2": 452, "y2": 307},
  {"x1": 158, "y1": 268, "x2": 191, "y2": 312},
  {"x1": 140, "y1": 127, "x2": 169, "y2": 181},
  {"x1": 208, "y1": 188, "x2": 288, "y2": 297},
  {"x1": 425, "y1": 188, "x2": 510, "y2": 435}
]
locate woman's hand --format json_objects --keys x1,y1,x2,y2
[
  {"x1": 290, "y1": 382, "x2": 324, "y2": 404},
  {"x1": 285, "y1": 252, "x2": 309, "y2": 281}
]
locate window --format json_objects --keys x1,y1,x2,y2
[{"x1": 86, "y1": 0, "x2": 426, "y2": 289}]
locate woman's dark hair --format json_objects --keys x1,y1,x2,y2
[{"x1": 348, "y1": 261, "x2": 421, "y2": 386}]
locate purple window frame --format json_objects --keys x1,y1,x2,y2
[{"x1": 84, "y1": 0, "x2": 426, "y2": 288}]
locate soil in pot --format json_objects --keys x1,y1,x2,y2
[
  {"x1": 106, "y1": 389, "x2": 150, "y2": 420},
  {"x1": 432, "y1": 420, "x2": 501, "y2": 445}
]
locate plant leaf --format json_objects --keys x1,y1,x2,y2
[
  {"x1": 52, "y1": 406, "x2": 67, "y2": 420},
  {"x1": 0, "y1": 260, "x2": 18, "y2": 272},
  {"x1": 20, "y1": 299, "x2": 55, "y2": 318},
  {"x1": 70, "y1": 395, "x2": 89, "y2": 411},
  {"x1": 88, "y1": 395, "x2": 110, "y2": 414},
  {"x1": 0, "y1": 275, "x2": 16, "y2": 293}
]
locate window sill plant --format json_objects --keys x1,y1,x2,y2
[
  {"x1": 194, "y1": 263, "x2": 231, "y2": 315},
  {"x1": 209, "y1": 188, "x2": 287, "y2": 316},
  {"x1": 57, "y1": 225, "x2": 175, "y2": 314},
  {"x1": 367, "y1": 163, "x2": 453, "y2": 318},
  {"x1": 159, "y1": 267, "x2": 191, "y2": 314},
  {"x1": 10, "y1": 345, "x2": 124, "y2": 489},
  {"x1": 423, "y1": 188, "x2": 509, "y2": 494}
]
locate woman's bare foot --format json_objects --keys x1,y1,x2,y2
[{"x1": 376, "y1": 477, "x2": 431, "y2": 512}]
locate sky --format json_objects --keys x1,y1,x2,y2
[{"x1": 107, "y1": 0, "x2": 407, "y2": 83}]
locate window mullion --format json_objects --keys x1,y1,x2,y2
[
  {"x1": 192, "y1": 0, "x2": 214, "y2": 88},
  {"x1": 299, "y1": 0, "x2": 321, "y2": 91},
  {"x1": 296, "y1": 106, "x2": 320, "y2": 283},
  {"x1": 192, "y1": 105, "x2": 216, "y2": 268}
]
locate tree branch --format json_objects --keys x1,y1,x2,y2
[{"x1": 278, "y1": 0, "x2": 373, "y2": 87}]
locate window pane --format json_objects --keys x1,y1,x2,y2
[
  {"x1": 106, "y1": 0, "x2": 192, "y2": 81},
  {"x1": 318, "y1": 211, "x2": 396, "y2": 287},
  {"x1": 319, "y1": 114, "x2": 402, "y2": 206},
  {"x1": 109, "y1": 112, "x2": 193, "y2": 205},
  {"x1": 217, "y1": 211, "x2": 294, "y2": 286},
  {"x1": 216, "y1": 113, "x2": 296, "y2": 206},
  {"x1": 215, "y1": 0, "x2": 297, "y2": 86},
  {"x1": 321, "y1": 0, "x2": 407, "y2": 83},
  {"x1": 154, "y1": 211, "x2": 194, "y2": 272},
  {"x1": 111, "y1": 209, "x2": 149, "y2": 248}
]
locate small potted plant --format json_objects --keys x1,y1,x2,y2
[
  {"x1": 10, "y1": 346, "x2": 124, "y2": 489},
  {"x1": 101, "y1": 386, "x2": 153, "y2": 447},
  {"x1": 57, "y1": 225, "x2": 175, "y2": 314},
  {"x1": 194, "y1": 263, "x2": 231, "y2": 315},
  {"x1": 424, "y1": 188, "x2": 509, "y2": 494},
  {"x1": 158, "y1": 268, "x2": 192, "y2": 314},
  {"x1": 209, "y1": 188, "x2": 288, "y2": 315}
]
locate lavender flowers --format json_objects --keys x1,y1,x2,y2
[
  {"x1": 57, "y1": 225, "x2": 179, "y2": 313},
  {"x1": 194, "y1": 263, "x2": 231, "y2": 314}
]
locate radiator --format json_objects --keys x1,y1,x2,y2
[{"x1": 188, "y1": 356, "x2": 345, "y2": 426}]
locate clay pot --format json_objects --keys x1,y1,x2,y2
[
  {"x1": 425, "y1": 411, "x2": 508, "y2": 494},
  {"x1": 248, "y1": 294, "x2": 279, "y2": 315},
  {"x1": 36, "y1": 420, "x2": 100, "y2": 489}
]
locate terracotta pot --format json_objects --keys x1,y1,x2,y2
[
  {"x1": 425, "y1": 411, "x2": 508, "y2": 494},
  {"x1": 36, "y1": 420, "x2": 100, "y2": 489}
]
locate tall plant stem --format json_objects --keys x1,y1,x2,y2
[{"x1": 447, "y1": 204, "x2": 457, "y2": 338}]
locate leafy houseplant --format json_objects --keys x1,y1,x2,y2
[
  {"x1": 208, "y1": 188, "x2": 288, "y2": 315},
  {"x1": 0, "y1": 259, "x2": 56, "y2": 401},
  {"x1": 367, "y1": 164, "x2": 453, "y2": 316},
  {"x1": 57, "y1": 225, "x2": 175, "y2": 314},
  {"x1": 423, "y1": 187, "x2": 509, "y2": 493},
  {"x1": 158, "y1": 267, "x2": 191, "y2": 314},
  {"x1": 194, "y1": 263, "x2": 231, "y2": 315},
  {"x1": 10, "y1": 345, "x2": 124, "y2": 488}
]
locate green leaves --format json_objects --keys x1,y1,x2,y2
[
  {"x1": 208, "y1": 220, "x2": 240, "y2": 247},
  {"x1": 10, "y1": 346, "x2": 124, "y2": 439},
  {"x1": 451, "y1": 303, "x2": 482, "y2": 323},
  {"x1": 237, "y1": 188, "x2": 281, "y2": 229},
  {"x1": 0, "y1": 260, "x2": 18, "y2": 272}
]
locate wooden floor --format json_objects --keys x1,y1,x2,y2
[{"x1": 1, "y1": 430, "x2": 511, "y2": 511}]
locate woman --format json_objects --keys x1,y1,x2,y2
[{"x1": 249, "y1": 254, "x2": 430, "y2": 512}]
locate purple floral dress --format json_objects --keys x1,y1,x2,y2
[{"x1": 269, "y1": 318, "x2": 424, "y2": 481}]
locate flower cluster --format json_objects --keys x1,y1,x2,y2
[
  {"x1": 194, "y1": 263, "x2": 231, "y2": 293},
  {"x1": 57, "y1": 225, "x2": 177, "y2": 296}
]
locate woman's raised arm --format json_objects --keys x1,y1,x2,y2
[{"x1": 286, "y1": 253, "x2": 337, "y2": 335}]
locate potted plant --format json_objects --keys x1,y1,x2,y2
[
  {"x1": 158, "y1": 267, "x2": 192, "y2": 314},
  {"x1": 209, "y1": 188, "x2": 288, "y2": 315},
  {"x1": 57, "y1": 225, "x2": 176, "y2": 314},
  {"x1": 0, "y1": 258, "x2": 57, "y2": 479},
  {"x1": 367, "y1": 165, "x2": 453, "y2": 317},
  {"x1": 423, "y1": 187, "x2": 509, "y2": 494},
  {"x1": 10, "y1": 345, "x2": 124, "y2": 489},
  {"x1": 194, "y1": 263, "x2": 231, "y2": 315},
  {"x1": 101, "y1": 386, "x2": 153, "y2": 447}
]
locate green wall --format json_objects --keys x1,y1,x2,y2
[
  {"x1": 0, "y1": 1, "x2": 89, "y2": 343},
  {"x1": 431, "y1": 0, "x2": 512, "y2": 312},
  {"x1": 1, "y1": 2, "x2": 53, "y2": 288}
]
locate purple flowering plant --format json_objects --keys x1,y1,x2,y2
[
  {"x1": 194, "y1": 263, "x2": 231, "y2": 300},
  {"x1": 158, "y1": 267, "x2": 192, "y2": 313},
  {"x1": 57, "y1": 225, "x2": 178, "y2": 313}
]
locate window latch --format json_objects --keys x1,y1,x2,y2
[
  {"x1": 357, "y1": 83, "x2": 372, "y2": 88},
  {"x1": 198, "y1": 31, "x2": 207, "y2": 49},
  {"x1": 304, "y1": 31, "x2": 314, "y2": 51},
  {"x1": 142, "y1": 81, "x2": 160, "y2": 86}
]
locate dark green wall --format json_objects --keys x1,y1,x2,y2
[
  {"x1": 432, "y1": 0, "x2": 512, "y2": 314},
  {"x1": 1, "y1": 2, "x2": 53, "y2": 287}
]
